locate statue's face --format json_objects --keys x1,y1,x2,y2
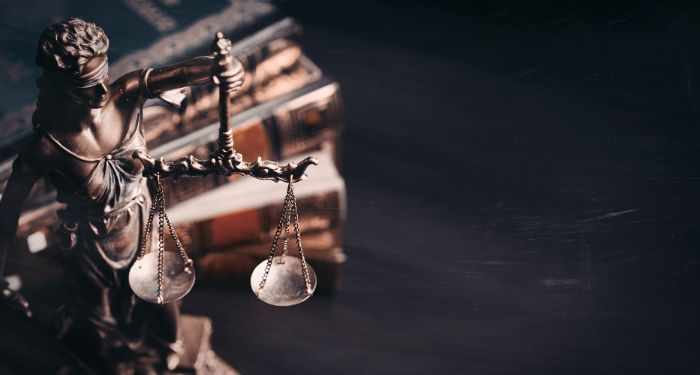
[{"x1": 65, "y1": 55, "x2": 110, "y2": 109}]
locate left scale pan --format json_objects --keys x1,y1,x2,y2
[{"x1": 129, "y1": 251, "x2": 196, "y2": 304}]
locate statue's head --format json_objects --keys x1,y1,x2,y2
[{"x1": 35, "y1": 17, "x2": 110, "y2": 108}]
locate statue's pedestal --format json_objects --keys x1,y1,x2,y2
[
  {"x1": 172, "y1": 314, "x2": 239, "y2": 375},
  {"x1": 2, "y1": 282, "x2": 237, "y2": 374}
]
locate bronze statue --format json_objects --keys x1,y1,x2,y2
[{"x1": 0, "y1": 18, "x2": 244, "y2": 373}]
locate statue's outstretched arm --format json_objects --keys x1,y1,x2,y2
[{"x1": 142, "y1": 55, "x2": 244, "y2": 96}]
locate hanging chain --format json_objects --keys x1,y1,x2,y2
[
  {"x1": 156, "y1": 179, "x2": 166, "y2": 304},
  {"x1": 289, "y1": 180, "x2": 313, "y2": 294},
  {"x1": 134, "y1": 172, "x2": 197, "y2": 304},
  {"x1": 158, "y1": 182, "x2": 193, "y2": 270},
  {"x1": 257, "y1": 178, "x2": 312, "y2": 294},
  {"x1": 258, "y1": 184, "x2": 293, "y2": 291},
  {"x1": 138, "y1": 175, "x2": 159, "y2": 260},
  {"x1": 281, "y1": 188, "x2": 292, "y2": 261}
]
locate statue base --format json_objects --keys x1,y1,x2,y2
[
  {"x1": 1, "y1": 284, "x2": 238, "y2": 374},
  {"x1": 171, "y1": 314, "x2": 239, "y2": 375}
]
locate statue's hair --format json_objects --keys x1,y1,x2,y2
[
  {"x1": 32, "y1": 18, "x2": 109, "y2": 130},
  {"x1": 35, "y1": 17, "x2": 109, "y2": 75}
]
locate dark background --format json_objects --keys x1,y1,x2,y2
[
  {"x1": 4, "y1": 1, "x2": 700, "y2": 374},
  {"x1": 182, "y1": 1, "x2": 700, "y2": 374}
]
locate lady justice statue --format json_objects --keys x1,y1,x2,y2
[{"x1": 0, "y1": 18, "x2": 245, "y2": 373}]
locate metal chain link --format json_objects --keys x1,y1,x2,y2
[
  {"x1": 281, "y1": 188, "x2": 292, "y2": 260},
  {"x1": 140, "y1": 174, "x2": 192, "y2": 305},
  {"x1": 156, "y1": 177, "x2": 166, "y2": 305},
  {"x1": 157, "y1": 179, "x2": 193, "y2": 269},
  {"x1": 258, "y1": 185, "x2": 293, "y2": 291},
  {"x1": 288, "y1": 180, "x2": 313, "y2": 294},
  {"x1": 137, "y1": 175, "x2": 158, "y2": 260},
  {"x1": 257, "y1": 178, "x2": 312, "y2": 294}
]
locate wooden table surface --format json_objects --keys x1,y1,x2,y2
[{"x1": 182, "y1": 2, "x2": 700, "y2": 374}]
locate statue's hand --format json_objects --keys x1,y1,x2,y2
[{"x1": 213, "y1": 57, "x2": 244, "y2": 94}]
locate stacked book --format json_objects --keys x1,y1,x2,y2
[{"x1": 0, "y1": 1, "x2": 345, "y2": 290}]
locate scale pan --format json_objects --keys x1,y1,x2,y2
[
  {"x1": 129, "y1": 251, "x2": 195, "y2": 304},
  {"x1": 250, "y1": 256, "x2": 316, "y2": 306}
]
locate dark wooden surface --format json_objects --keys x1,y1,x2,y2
[{"x1": 182, "y1": 2, "x2": 700, "y2": 374}]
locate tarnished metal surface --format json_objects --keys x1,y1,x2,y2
[
  {"x1": 129, "y1": 251, "x2": 196, "y2": 304},
  {"x1": 251, "y1": 256, "x2": 316, "y2": 306}
]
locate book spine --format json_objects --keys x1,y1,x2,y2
[{"x1": 272, "y1": 77, "x2": 345, "y2": 160}]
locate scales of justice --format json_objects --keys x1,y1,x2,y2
[
  {"x1": 0, "y1": 18, "x2": 318, "y2": 374},
  {"x1": 129, "y1": 32, "x2": 319, "y2": 308}
]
